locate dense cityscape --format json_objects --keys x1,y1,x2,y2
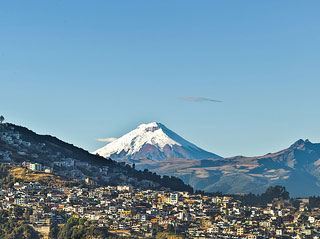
[{"x1": 1, "y1": 165, "x2": 320, "y2": 239}]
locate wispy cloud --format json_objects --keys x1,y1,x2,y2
[
  {"x1": 179, "y1": 96, "x2": 222, "y2": 103},
  {"x1": 96, "y1": 137, "x2": 118, "y2": 143}
]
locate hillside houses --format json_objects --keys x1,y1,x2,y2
[{"x1": 1, "y1": 178, "x2": 320, "y2": 238}]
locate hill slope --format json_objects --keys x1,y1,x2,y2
[{"x1": 0, "y1": 122, "x2": 193, "y2": 192}]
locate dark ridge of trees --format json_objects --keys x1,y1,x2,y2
[
  {"x1": 240, "y1": 185, "x2": 290, "y2": 206},
  {"x1": 198, "y1": 185, "x2": 290, "y2": 207},
  {"x1": 228, "y1": 186, "x2": 290, "y2": 206},
  {"x1": 195, "y1": 190, "x2": 223, "y2": 196},
  {"x1": 309, "y1": 196, "x2": 320, "y2": 208},
  {"x1": 119, "y1": 164, "x2": 193, "y2": 193}
]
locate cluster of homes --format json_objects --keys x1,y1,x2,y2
[
  {"x1": 0, "y1": 124, "x2": 46, "y2": 163},
  {"x1": 0, "y1": 178, "x2": 319, "y2": 239},
  {"x1": 0, "y1": 125, "x2": 21, "y2": 162}
]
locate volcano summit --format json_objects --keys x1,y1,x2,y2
[{"x1": 94, "y1": 122, "x2": 221, "y2": 162}]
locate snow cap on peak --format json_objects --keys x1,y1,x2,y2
[
  {"x1": 138, "y1": 122, "x2": 162, "y2": 132},
  {"x1": 93, "y1": 122, "x2": 222, "y2": 161},
  {"x1": 138, "y1": 122, "x2": 161, "y2": 127}
]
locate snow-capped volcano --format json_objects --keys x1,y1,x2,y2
[{"x1": 94, "y1": 122, "x2": 222, "y2": 161}]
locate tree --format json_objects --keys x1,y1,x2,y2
[
  {"x1": 262, "y1": 185, "x2": 289, "y2": 200},
  {"x1": 49, "y1": 222, "x2": 59, "y2": 239},
  {"x1": 0, "y1": 115, "x2": 4, "y2": 124},
  {"x1": 0, "y1": 210, "x2": 40, "y2": 239},
  {"x1": 57, "y1": 217, "x2": 110, "y2": 239},
  {"x1": 241, "y1": 186, "x2": 290, "y2": 206},
  {"x1": 10, "y1": 206, "x2": 24, "y2": 218}
]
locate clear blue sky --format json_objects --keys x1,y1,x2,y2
[{"x1": 1, "y1": 1, "x2": 320, "y2": 157}]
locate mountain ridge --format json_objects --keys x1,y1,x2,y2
[{"x1": 133, "y1": 139, "x2": 320, "y2": 196}]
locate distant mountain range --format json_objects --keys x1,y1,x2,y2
[
  {"x1": 95, "y1": 123, "x2": 320, "y2": 197},
  {"x1": 134, "y1": 139, "x2": 320, "y2": 197},
  {"x1": 94, "y1": 122, "x2": 221, "y2": 162}
]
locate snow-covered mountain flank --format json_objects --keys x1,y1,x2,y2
[{"x1": 94, "y1": 122, "x2": 222, "y2": 161}]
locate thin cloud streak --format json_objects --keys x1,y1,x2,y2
[
  {"x1": 96, "y1": 137, "x2": 118, "y2": 143},
  {"x1": 179, "y1": 96, "x2": 222, "y2": 103}
]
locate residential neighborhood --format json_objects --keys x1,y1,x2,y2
[{"x1": 1, "y1": 169, "x2": 320, "y2": 238}]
